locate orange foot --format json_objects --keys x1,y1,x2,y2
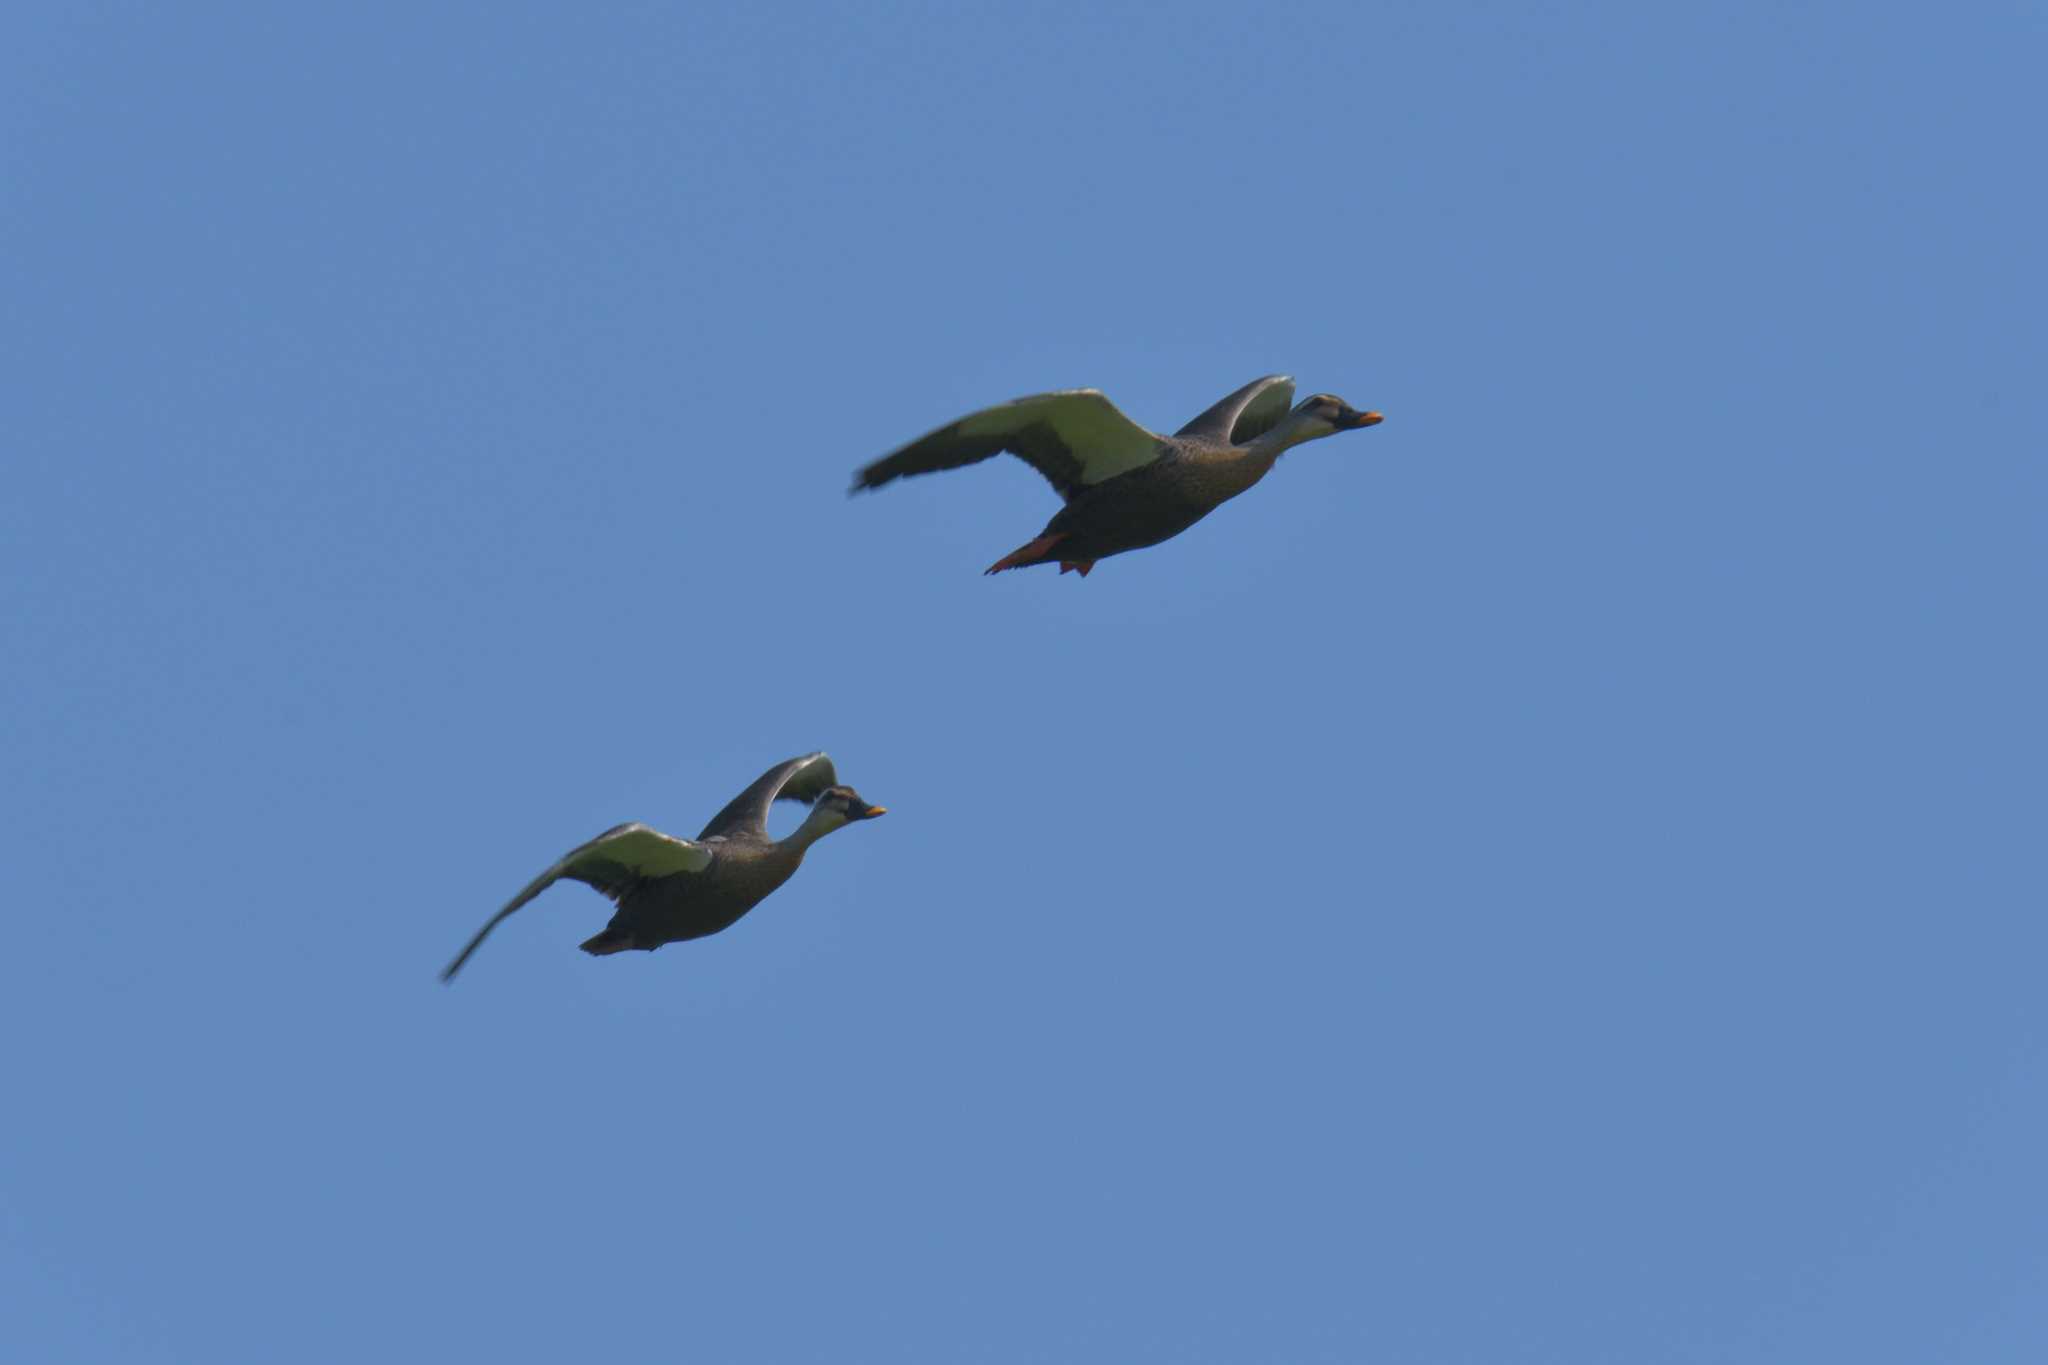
[
  {"x1": 986, "y1": 533, "x2": 1067, "y2": 575},
  {"x1": 1058, "y1": 560, "x2": 1095, "y2": 577}
]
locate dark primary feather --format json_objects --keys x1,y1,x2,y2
[
  {"x1": 696, "y1": 752, "x2": 838, "y2": 840},
  {"x1": 851, "y1": 419, "x2": 1073, "y2": 499},
  {"x1": 851, "y1": 390, "x2": 1160, "y2": 500},
  {"x1": 851, "y1": 416, "x2": 1083, "y2": 498}
]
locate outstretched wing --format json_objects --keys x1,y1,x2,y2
[
  {"x1": 852, "y1": 390, "x2": 1163, "y2": 501},
  {"x1": 696, "y1": 752, "x2": 839, "y2": 841},
  {"x1": 440, "y1": 822, "x2": 713, "y2": 982},
  {"x1": 1174, "y1": 375, "x2": 1296, "y2": 445}
]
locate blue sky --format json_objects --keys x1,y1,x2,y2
[{"x1": 4, "y1": 2, "x2": 2044, "y2": 1360}]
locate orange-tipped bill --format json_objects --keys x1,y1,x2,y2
[
  {"x1": 861, "y1": 805, "x2": 888, "y2": 819},
  {"x1": 1348, "y1": 410, "x2": 1384, "y2": 428}
]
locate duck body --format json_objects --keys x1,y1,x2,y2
[
  {"x1": 854, "y1": 375, "x2": 1383, "y2": 577},
  {"x1": 575, "y1": 826, "x2": 806, "y2": 955},
  {"x1": 993, "y1": 441, "x2": 1283, "y2": 573}
]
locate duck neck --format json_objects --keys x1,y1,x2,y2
[
  {"x1": 1244, "y1": 414, "x2": 1329, "y2": 462},
  {"x1": 776, "y1": 805, "x2": 846, "y2": 856}
]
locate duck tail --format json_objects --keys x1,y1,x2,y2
[
  {"x1": 579, "y1": 928, "x2": 636, "y2": 956},
  {"x1": 985, "y1": 533, "x2": 1067, "y2": 575}
]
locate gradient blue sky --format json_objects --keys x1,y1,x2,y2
[{"x1": 5, "y1": 3, "x2": 2045, "y2": 1361}]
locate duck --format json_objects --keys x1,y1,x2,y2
[
  {"x1": 440, "y1": 753, "x2": 885, "y2": 982},
  {"x1": 852, "y1": 375, "x2": 1383, "y2": 576}
]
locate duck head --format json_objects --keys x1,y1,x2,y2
[
  {"x1": 820, "y1": 786, "x2": 888, "y2": 822},
  {"x1": 1301, "y1": 393, "x2": 1383, "y2": 432},
  {"x1": 1252, "y1": 394, "x2": 1384, "y2": 455},
  {"x1": 789, "y1": 785, "x2": 888, "y2": 846}
]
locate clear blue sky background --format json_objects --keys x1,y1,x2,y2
[{"x1": 4, "y1": 2, "x2": 2043, "y2": 1360}]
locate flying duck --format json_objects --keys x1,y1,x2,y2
[
  {"x1": 852, "y1": 375, "x2": 1383, "y2": 576},
  {"x1": 440, "y1": 753, "x2": 885, "y2": 982}
]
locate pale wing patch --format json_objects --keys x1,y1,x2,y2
[
  {"x1": 569, "y1": 824, "x2": 713, "y2": 878},
  {"x1": 778, "y1": 752, "x2": 839, "y2": 805},
  {"x1": 959, "y1": 391, "x2": 1160, "y2": 486},
  {"x1": 1173, "y1": 375, "x2": 1296, "y2": 445},
  {"x1": 1230, "y1": 380, "x2": 1297, "y2": 445}
]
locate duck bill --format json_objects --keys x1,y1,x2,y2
[
  {"x1": 1347, "y1": 410, "x2": 1384, "y2": 429},
  {"x1": 860, "y1": 805, "x2": 888, "y2": 819}
]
